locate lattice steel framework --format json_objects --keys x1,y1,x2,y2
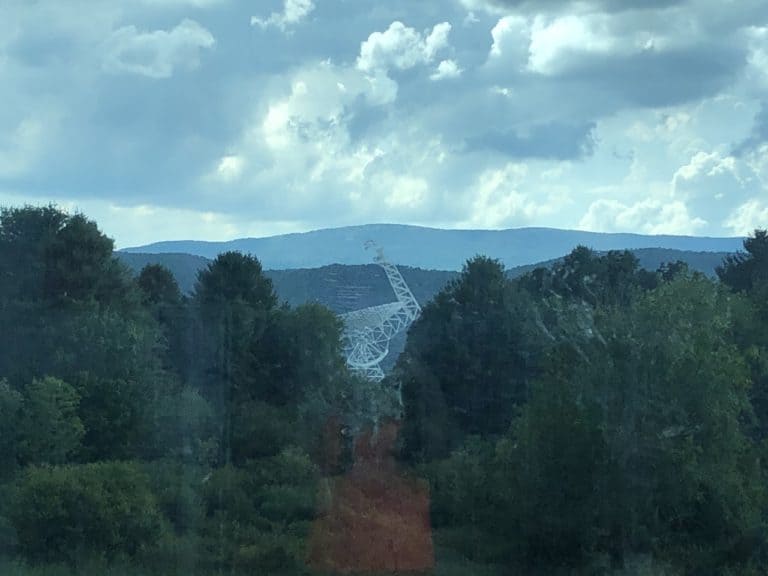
[{"x1": 340, "y1": 242, "x2": 421, "y2": 381}]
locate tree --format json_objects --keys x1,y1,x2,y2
[
  {"x1": 19, "y1": 376, "x2": 84, "y2": 466},
  {"x1": 43, "y1": 213, "x2": 128, "y2": 305},
  {"x1": 425, "y1": 275, "x2": 766, "y2": 574},
  {"x1": 519, "y1": 246, "x2": 653, "y2": 307},
  {"x1": 191, "y1": 252, "x2": 278, "y2": 463},
  {"x1": 138, "y1": 263, "x2": 189, "y2": 377},
  {"x1": 717, "y1": 229, "x2": 768, "y2": 293},
  {"x1": 194, "y1": 251, "x2": 277, "y2": 312},
  {"x1": 567, "y1": 275, "x2": 764, "y2": 572},
  {"x1": 718, "y1": 230, "x2": 768, "y2": 441},
  {"x1": 0, "y1": 205, "x2": 67, "y2": 302},
  {"x1": 399, "y1": 256, "x2": 540, "y2": 459},
  {"x1": 138, "y1": 264, "x2": 182, "y2": 307},
  {"x1": 0, "y1": 380, "x2": 23, "y2": 477}
]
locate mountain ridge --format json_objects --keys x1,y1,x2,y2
[{"x1": 120, "y1": 224, "x2": 744, "y2": 271}]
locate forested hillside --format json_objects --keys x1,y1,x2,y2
[{"x1": 2, "y1": 205, "x2": 768, "y2": 576}]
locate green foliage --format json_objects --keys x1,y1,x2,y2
[
  {"x1": 0, "y1": 205, "x2": 133, "y2": 308},
  {"x1": 199, "y1": 447, "x2": 318, "y2": 574},
  {"x1": 137, "y1": 264, "x2": 189, "y2": 377},
  {"x1": 0, "y1": 206, "x2": 167, "y2": 463},
  {"x1": 717, "y1": 230, "x2": 768, "y2": 442},
  {"x1": 190, "y1": 252, "x2": 278, "y2": 461},
  {"x1": 10, "y1": 462, "x2": 162, "y2": 564},
  {"x1": 194, "y1": 251, "x2": 277, "y2": 312},
  {"x1": 74, "y1": 373, "x2": 157, "y2": 462},
  {"x1": 0, "y1": 381, "x2": 23, "y2": 477},
  {"x1": 519, "y1": 246, "x2": 656, "y2": 305},
  {"x1": 19, "y1": 377, "x2": 84, "y2": 466},
  {"x1": 426, "y1": 274, "x2": 766, "y2": 574},
  {"x1": 400, "y1": 256, "x2": 541, "y2": 458},
  {"x1": 138, "y1": 264, "x2": 182, "y2": 307},
  {"x1": 0, "y1": 205, "x2": 68, "y2": 303},
  {"x1": 142, "y1": 459, "x2": 205, "y2": 536},
  {"x1": 4, "y1": 206, "x2": 768, "y2": 575},
  {"x1": 230, "y1": 400, "x2": 296, "y2": 461},
  {"x1": 717, "y1": 229, "x2": 768, "y2": 293},
  {"x1": 152, "y1": 387, "x2": 218, "y2": 465}
]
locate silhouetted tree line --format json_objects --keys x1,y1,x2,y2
[{"x1": 0, "y1": 204, "x2": 767, "y2": 575}]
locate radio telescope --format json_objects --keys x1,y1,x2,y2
[{"x1": 340, "y1": 242, "x2": 421, "y2": 382}]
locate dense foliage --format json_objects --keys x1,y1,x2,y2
[{"x1": 1, "y1": 204, "x2": 768, "y2": 576}]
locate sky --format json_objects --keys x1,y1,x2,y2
[{"x1": 1, "y1": 0, "x2": 767, "y2": 247}]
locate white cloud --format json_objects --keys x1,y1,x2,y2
[
  {"x1": 215, "y1": 155, "x2": 245, "y2": 182},
  {"x1": 357, "y1": 21, "x2": 452, "y2": 74},
  {"x1": 259, "y1": 61, "x2": 395, "y2": 156},
  {"x1": 489, "y1": 15, "x2": 530, "y2": 63},
  {"x1": 379, "y1": 173, "x2": 429, "y2": 209},
  {"x1": 669, "y1": 150, "x2": 760, "y2": 231},
  {"x1": 528, "y1": 14, "x2": 616, "y2": 75},
  {"x1": 102, "y1": 19, "x2": 214, "y2": 78},
  {"x1": 251, "y1": 0, "x2": 315, "y2": 32},
  {"x1": 430, "y1": 59, "x2": 463, "y2": 80},
  {"x1": 744, "y1": 143, "x2": 768, "y2": 185},
  {"x1": 458, "y1": 0, "x2": 507, "y2": 16},
  {"x1": 745, "y1": 26, "x2": 768, "y2": 87},
  {"x1": 462, "y1": 162, "x2": 552, "y2": 228},
  {"x1": 672, "y1": 150, "x2": 738, "y2": 184},
  {"x1": 725, "y1": 199, "x2": 768, "y2": 235},
  {"x1": 486, "y1": 11, "x2": 676, "y2": 76},
  {"x1": 579, "y1": 198, "x2": 706, "y2": 235}
]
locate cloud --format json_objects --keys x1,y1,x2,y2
[
  {"x1": 746, "y1": 26, "x2": 768, "y2": 86},
  {"x1": 138, "y1": 0, "x2": 225, "y2": 6},
  {"x1": 465, "y1": 122, "x2": 597, "y2": 160},
  {"x1": 579, "y1": 198, "x2": 706, "y2": 235},
  {"x1": 102, "y1": 19, "x2": 215, "y2": 78},
  {"x1": 527, "y1": 14, "x2": 618, "y2": 75},
  {"x1": 430, "y1": 59, "x2": 463, "y2": 80},
  {"x1": 2, "y1": 0, "x2": 768, "y2": 245},
  {"x1": 251, "y1": 0, "x2": 315, "y2": 32},
  {"x1": 214, "y1": 155, "x2": 245, "y2": 182},
  {"x1": 725, "y1": 199, "x2": 768, "y2": 235},
  {"x1": 489, "y1": 14, "x2": 529, "y2": 63},
  {"x1": 671, "y1": 150, "x2": 752, "y2": 228},
  {"x1": 460, "y1": 0, "x2": 686, "y2": 15},
  {"x1": 0, "y1": 116, "x2": 53, "y2": 178},
  {"x1": 357, "y1": 21, "x2": 452, "y2": 74},
  {"x1": 735, "y1": 102, "x2": 768, "y2": 155}
]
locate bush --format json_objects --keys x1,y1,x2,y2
[
  {"x1": 10, "y1": 461, "x2": 162, "y2": 564},
  {"x1": 199, "y1": 447, "x2": 318, "y2": 573}
]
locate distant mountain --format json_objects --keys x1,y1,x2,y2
[{"x1": 120, "y1": 224, "x2": 744, "y2": 271}]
